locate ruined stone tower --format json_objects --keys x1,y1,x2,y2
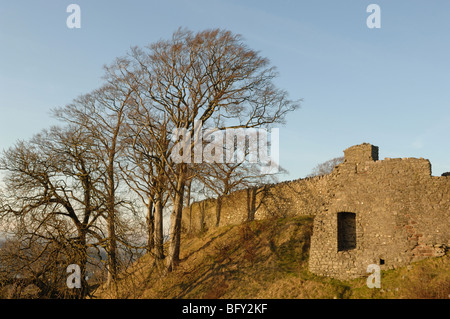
[
  {"x1": 183, "y1": 143, "x2": 450, "y2": 280},
  {"x1": 308, "y1": 143, "x2": 449, "y2": 279}
]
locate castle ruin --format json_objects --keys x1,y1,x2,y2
[{"x1": 182, "y1": 143, "x2": 450, "y2": 280}]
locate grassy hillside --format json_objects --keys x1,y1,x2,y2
[{"x1": 95, "y1": 216, "x2": 449, "y2": 299}]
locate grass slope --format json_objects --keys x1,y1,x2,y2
[{"x1": 96, "y1": 216, "x2": 449, "y2": 299}]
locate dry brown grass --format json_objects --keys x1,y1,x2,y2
[{"x1": 94, "y1": 216, "x2": 449, "y2": 299}]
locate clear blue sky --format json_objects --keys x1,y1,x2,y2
[{"x1": 0, "y1": 0, "x2": 449, "y2": 180}]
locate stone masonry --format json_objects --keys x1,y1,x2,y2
[{"x1": 182, "y1": 143, "x2": 450, "y2": 280}]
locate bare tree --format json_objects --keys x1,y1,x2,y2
[
  {"x1": 0, "y1": 126, "x2": 106, "y2": 298},
  {"x1": 307, "y1": 156, "x2": 344, "y2": 177},
  {"x1": 120, "y1": 109, "x2": 171, "y2": 262},
  {"x1": 197, "y1": 160, "x2": 278, "y2": 227},
  {"x1": 110, "y1": 28, "x2": 301, "y2": 272},
  {"x1": 192, "y1": 125, "x2": 286, "y2": 226},
  {"x1": 52, "y1": 65, "x2": 137, "y2": 289}
]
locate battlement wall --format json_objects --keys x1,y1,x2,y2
[{"x1": 183, "y1": 174, "x2": 329, "y2": 233}]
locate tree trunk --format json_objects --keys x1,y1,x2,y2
[
  {"x1": 189, "y1": 204, "x2": 193, "y2": 233},
  {"x1": 106, "y1": 167, "x2": 118, "y2": 290},
  {"x1": 166, "y1": 165, "x2": 186, "y2": 272},
  {"x1": 74, "y1": 227, "x2": 89, "y2": 299},
  {"x1": 185, "y1": 179, "x2": 192, "y2": 232},
  {"x1": 154, "y1": 193, "x2": 164, "y2": 260},
  {"x1": 215, "y1": 196, "x2": 223, "y2": 227},
  {"x1": 106, "y1": 212, "x2": 118, "y2": 288},
  {"x1": 146, "y1": 199, "x2": 154, "y2": 253},
  {"x1": 200, "y1": 201, "x2": 206, "y2": 232},
  {"x1": 247, "y1": 187, "x2": 257, "y2": 221}
]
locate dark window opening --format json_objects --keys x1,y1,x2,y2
[{"x1": 337, "y1": 212, "x2": 356, "y2": 251}]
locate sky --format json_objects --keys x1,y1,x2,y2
[{"x1": 0, "y1": 0, "x2": 449, "y2": 181}]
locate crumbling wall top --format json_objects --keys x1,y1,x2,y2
[{"x1": 343, "y1": 143, "x2": 379, "y2": 163}]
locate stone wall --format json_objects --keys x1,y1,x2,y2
[
  {"x1": 308, "y1": 144, "x2": 450, "y2": 279},
  {"x1": 182, "y1": 143, "x2": 450, "y2": 280},
  {"x1": 183, "y1": 174, "x2": 329, "y2": 233}
]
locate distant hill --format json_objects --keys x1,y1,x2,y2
[{"x1": 95, "y1": 216, "x2": 449, "y2": 299}]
